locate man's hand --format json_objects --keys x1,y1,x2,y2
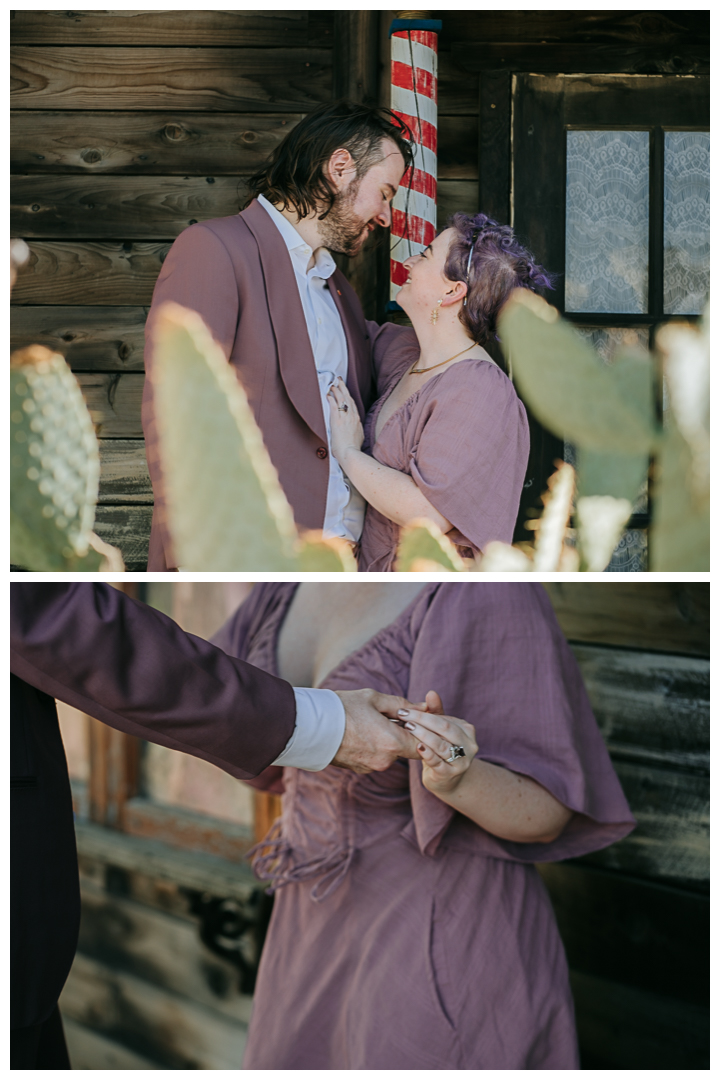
[{"x1": 332, "y1": 689, "x2": 422, "y2": 773}]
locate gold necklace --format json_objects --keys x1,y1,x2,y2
[{"x1": 408, "y1": 344, "x2": 476, "y2": 375}]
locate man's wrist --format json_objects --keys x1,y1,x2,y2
[{"x1": 271, "y1": 688, "x2": 346, "y2": 771}]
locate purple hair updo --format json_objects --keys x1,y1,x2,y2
[{"x1": 444, "y1": 213, "x2": 554, "y2": 347}]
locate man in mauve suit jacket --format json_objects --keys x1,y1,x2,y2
[
  {"x1": 142, "y1": 102, "x2": 412, "y2": 570},
  {"x1": 10, "y1": 584, "x2": 417, "y2": 1068}
]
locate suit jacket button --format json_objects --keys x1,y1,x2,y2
[{"x1": 316, "y1": 446, "x2": 328, "y2": 460}]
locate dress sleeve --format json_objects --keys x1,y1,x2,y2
[
  {"x1": 367, "y1": 320, "x2": 420, "y2": 397},
  {"x1": 404, "y1": 583, "x2": 636, "y2": 861},
  {"x1": 407, "y1": 361, "x2": 530, "y2": 553}
]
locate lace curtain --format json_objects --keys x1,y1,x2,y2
[
  {"x1": 565, "y1": 131, "x2": 649, "y2": 314},
  {"x1": 664, "y1": 132, "x2": 710, "y2": 315}
]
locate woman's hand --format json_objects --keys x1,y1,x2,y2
[
  {"x1": 328, "y1": 378, "x2": 364, "y2": 467},
  {"x1": 398, "y1": 691, "x2": 478, "y2": 796}
]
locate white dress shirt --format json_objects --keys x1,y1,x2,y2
[
  {"x1": 271, "y1": 687, "x2": 347, "y2": 770},
  {"x1": 257, "y1": 194, "x2": 366, "y2": 541}
]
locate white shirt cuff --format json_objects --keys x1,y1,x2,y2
[{"x1": 271, "y1": 688, "x2": 346, "y2": 771}]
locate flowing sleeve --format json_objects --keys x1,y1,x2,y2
[
  {"x1": 403, "y1": 583, "x2": 636, "y2": 861},
  {"x1": 406, "y1": 361, "x2": 530, "y2": 553}
]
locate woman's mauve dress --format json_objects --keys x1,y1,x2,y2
[
  {"x1": 357, "y1": 325, "x2": 531, "y2": 571},
  {"x1": 212, "y1": 583, "x2": 635, "y2": 1070}
]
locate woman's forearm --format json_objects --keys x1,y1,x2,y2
[
  {"x1": 436, "y1": 757, "x2": 573, "y2": 843},
  {"x1": 340, "y1": 447, "x2": 451, "y2": 532}
]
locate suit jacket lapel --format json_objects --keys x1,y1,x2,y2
[{"x1": 241, "y1": 200, "x2": 327, "y2": 443}]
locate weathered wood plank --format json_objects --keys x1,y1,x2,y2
[
  {"x1": 123, "y1": 798, "x2": 254, "y2": 863},
  {"x1": 10, "y1": 10, "x2": 310, "y2": 47},
  {"x1": 63, "y1": 1017, "x2": 158, "y2": 1070},
  {"x1": 76, "y1": 372, "x2": 144, "y2": 438},
  {"x1": 10, "y1": 110, "x2": 303, "y2": 175},
  {"x1": 437, "y1": 52, "x2": 478, "y2": 115},
  {"x1": 99, "y1": 440, "x2": 151, "y2": 505},
  {"x1": 479, "y1": 71, "x2": 511, "y2": 223},
  {"x1": 538, "y1": 863, "x2": 708, "y2": 1005},
  {"x1": 93, "y1": 505, "x2": 151, "y2": 571},
  {"x1": 570, "y1": 971, "x2": 709, "y2": 1070},
  {"x1": 74, "y1": 821, "x2": 258, "y2": 901},
  {"x1": 545, "y1": 584, "x2": 709, "y2": 657},
  {"x1": 11, "y1": 241, "x2": 169, "y2": 305},
  {"x1": 12, "y1": 175, "x2": 248, "y2": 239},
  {"x1": 453, "y1": 41, "x2": 709, "y2": 75},
  {"x1": 59, "y1": 952, "x2": 248, "y2": 1069},
  {"x1": 437, "y1": 10, "x2": 709, "y2": 46},
  {"x1": 77, "y1": 880, "x2": 254, "y2": 1024},
  {"x1": 571, "y1": 646, "x2": 709, "y2": 770},
  {"x1": 10, "y1": 47, "x2": 333, "y2": 112},
  {"x1": 437, "y1": 180, "x2": 478, "y2": 227},
  {"x1": 11, "y1": 306, "x2": 148, "y2": 371},
  {"x1": 583, "y1": 760, "x2": 708, "y2": 885},
  {"x1": 437, "y1": 115, "x2": 478, "y2": 179}
]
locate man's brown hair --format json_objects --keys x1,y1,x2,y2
[{"x1": 245, "y1": 100, "x2": 414, "y2": 219}]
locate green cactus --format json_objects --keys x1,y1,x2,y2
[
  {"x1": 395, "y1": 517, "x2": 467, "y2": 572},
  {"x1": 497, "y1": 289, "x2": 709, "y2": 572},
  {"x1": 151, "y1": 302, "x2": 358, "y2": 572},
  {"x1": 11, "y1": 346, "x2": 102, "y2": 571}
]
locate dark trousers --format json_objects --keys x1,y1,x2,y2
[{"x1": 11, "y1": 1005, "x2": 71, "y2": 1070}]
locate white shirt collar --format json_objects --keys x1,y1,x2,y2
[{"x1": 257, "y1": 193, "x2": 336, "y2": 279}]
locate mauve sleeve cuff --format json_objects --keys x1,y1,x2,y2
[{"x1": 272, "y1": 688, "x2": 345, "y2": 771}]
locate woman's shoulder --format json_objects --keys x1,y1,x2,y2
[{"x1": 441, "y1": 356, "x2": 517, "y2": 394}]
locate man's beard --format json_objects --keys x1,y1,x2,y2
[{"x1": 318, "y1": 183, "x2": 371, "y2": 256}]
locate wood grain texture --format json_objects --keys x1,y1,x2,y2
[
  {"x1": 123, "y1": 798, "x2": 253, "y2": 863},
  {"x1": 546, "y1": 584, "x2": 709, "y2": 657},
  {"x1": 76, "y1": 880, "x2": 253, "y2": 1024},
  {"x1": 75, "y1": 821, "x2": 258, "y2": 901},
  {"x1": 437, "y1": 51, "x2": 478, "y2": 115},
  {"x1": 99, "y1": 440, "x2": 152, "y2": 505},
  {"x1": 93, "y1": 504, "x2": 151, "y2": 570},
  {"x1": 77, "y1": 372, "x2": 144, "y2": 437},
  {"x1": 436, "y1": 10, "x2": 709, "y2": 46},
  {"x1": 452, "y1": 42, "x2": 709, "y2": 75},
  {"x1": 10, "y1": 111, "x2": 303, "y2": 175},
  {"x1": 437, "y1": 115, "x2": 478, "y2": 179},
  {"x1": 11, "y1": 306, "x2": 148, "y2": 371},
  {"x1": 437, "y1": 180, "x2": 478, "y2": 226},
  {"x1": 59, "y1": 952, "x2": 248, "y2": 1069},
  {"x1": 12, "y1": 175, "x2": 248, "y2": 239},
  {"x1": 11, "y1": 10, "x2": 310, "y2": 47},
  {"x1": 478, "y1": 72, "x2": 510, "y2": 222},
  {"x1": 584, "y1": 759, "x2": 708, "y2": 885},
  {"x1": 11, "y1": 241, "x2": 170, "y2": 305},
  {"x1": 63, "y1": 1018, "x2": 158, "y2": 1071},
  {"x1": 539, "y1": 862, "x2": 708, "y2": 1005},
  {"x1": 11, "y1": 47, "x2": 333, "y2": 112},
  {"x1": 572, "y1": 645, "x2": 708, "y2": 770}
]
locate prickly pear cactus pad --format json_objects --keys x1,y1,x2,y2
[
  {"x1": 11, "y1": 345, "x2": 101, "y2": 570},
  {"x1": 151, "y1": 302, "x2": 300, "y2": 571},
  {"x1": 395, "y1": 518, "x2": 466, "y2": 572}
]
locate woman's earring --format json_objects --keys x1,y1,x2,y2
[{"x1": 430, "y1": 299, "x2": 442, "y2": 325}]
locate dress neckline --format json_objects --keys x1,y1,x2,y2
[
  {"x1": 270, "y1": 582, "x2": 440, "y2": 687},
  {"x1": 371, "y1": 355, "x2": 496, "y2": 446}
]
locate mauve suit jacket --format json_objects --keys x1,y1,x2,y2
[
  {"x1": 142, "y1": 199, "x2": 377, "y2": 571},
  {"x1": 10, "y1": 583, "x2": 296, "y2": 1029}
]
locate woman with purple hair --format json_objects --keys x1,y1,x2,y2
[{"x1": 329, "y1": 214, "x2": 553, "y2": 570}]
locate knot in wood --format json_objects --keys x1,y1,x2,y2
[
  {"x1": 81, "y1": 148, "x2": 102, "y2": 164},
  {"x1": 163, "y1": 124, "x2": 186, "y2": 142},
  {"x1": 242, "y1": 131, "x2": 257, "y2": 144}
]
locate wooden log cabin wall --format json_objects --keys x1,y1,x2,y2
[
  {"x1": 10, "y1": 10, "x2": 708, "y2": 568},
  {"x1": 53, "y1": 583, "x2": 708, "y2": 1069}
]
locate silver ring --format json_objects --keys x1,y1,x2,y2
[
  {"x1": 338, "y1": 402, "x2": 349, "y2": 413},
  {"x1": 445, "y1": 745, "x2": 466, "y2": 764}
]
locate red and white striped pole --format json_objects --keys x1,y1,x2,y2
[{"x1": 389, "y1": 13, "x2": 442, "y2": 307}]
